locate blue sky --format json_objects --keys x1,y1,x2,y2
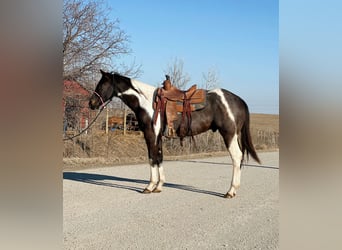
[{"x1": 108, "y1": 0, "x2": 278, "y2": 114}]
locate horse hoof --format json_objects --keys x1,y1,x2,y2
[
  {"x1": 224, "y1": 193, "x2": 235, "y2": 199},
  {"x1": 142, "y1": 188, "x2": 152, "y2": 194},
  {"x1": 152, "y1": 188, "x2": 161, "y2": 193}
]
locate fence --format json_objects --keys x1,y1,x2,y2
[
  {"x1": 251, "y1": 128, "x2": 279, "y2": 150},
  {"x1": 63, "y1": 114, "x2": 279, "y2": 160},
  {"x1": 63, "y1": 93, "x2": 279, "y2": 159}
]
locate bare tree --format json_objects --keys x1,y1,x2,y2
[
  {"x1": 63, "y1": 0, "x2": 141, "y2": 85},
  {"x1": 164, "y1": 57, "x2": 191, "y2": 89},
  {"x1": 202, "y1": 68, "x2": 220, "y2": 89}
]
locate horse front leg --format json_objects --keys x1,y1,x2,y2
[
  {"x1": 152, "y1": 164, "x2": 165, "y2": 193},
  {"x1": 142, "y1": 163, "x2": 165, "y2": 193},
  {"x1": 142, "y1": 162, "x2": 159, "y2": 193},
  {"x1": 143, "y1": 134, "x2": 164, "y2": 193}
]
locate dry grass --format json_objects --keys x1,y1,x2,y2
[
  {"x1": 250, "y1": 114, "x2": 279, "y2": 150},
  {"x1": 250, "y1": 113, "x2": 279, "y2": 132},
  {"x1": 63, "y1": 113, "x2": 279, "y2": 169}
]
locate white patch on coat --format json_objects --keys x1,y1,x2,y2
[
  {"x1": 120, "y1": 79, "x2": 161, "y2": 142},
  {"x1": 209, "y1": 89, "x2": 235, "y2": 123}
]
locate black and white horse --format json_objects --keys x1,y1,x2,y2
[{"x1": 89, "y1": 70, "x2": 260, "y2": 198}]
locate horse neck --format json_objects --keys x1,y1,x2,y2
[{"x1": 119, "y1": 79, "x2": 156, "y2": 115}]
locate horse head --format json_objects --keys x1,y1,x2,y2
[
  {"x1": 89, "y1": 70, "x2": 115, "y2": 110},
  {"x1": 89, "y1": 70, "x2": 143, "y2": 110}
]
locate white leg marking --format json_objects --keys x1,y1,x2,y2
[
  {"x1": 227, "y1": 133, "x2": 243, "y2": 197},
  {"x1": 154, "y1": 165, "x2": 165, "y2": 192},
  {"x1": 145, "y1": 164, "x2": 159, "y2": 191},
  {"x1": 209, "y1": 89, "x2": 235, "y2": 123}
]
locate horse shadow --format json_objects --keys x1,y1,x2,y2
[
  {"x1": 63, "y1": 172, "x2": 224, "y2": 198},
  {"x1": 174, "y1": 159, "x2": 279, "y2": 170}
]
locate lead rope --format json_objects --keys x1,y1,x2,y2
[{"x1": 63, "y1": 99, "x2": 110, "y2": 141}]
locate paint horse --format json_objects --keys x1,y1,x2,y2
[{"x1": 89, "y1": 70, "x2": 260, "y2": 198}]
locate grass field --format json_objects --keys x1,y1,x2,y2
[{"x1": 250, "y1": 113, "x2": 279, "y2": 133}]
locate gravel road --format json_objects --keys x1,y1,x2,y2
[{"x1": 63, "y1": 151, "x2": 279, "y2": 249}]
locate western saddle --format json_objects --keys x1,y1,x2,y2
[{"x1": 153, "y1": 75, "x2": 206, "y2": 139}]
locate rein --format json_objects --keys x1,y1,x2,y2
[{"x1": 63, "y1": 94, "x2": 111, "y2": 141}]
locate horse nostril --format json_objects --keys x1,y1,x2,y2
[{"x1": 89, "y1": 99, "x2": 95, "y2": 108}]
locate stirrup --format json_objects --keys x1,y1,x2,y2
[{"x1": 164, "y1": 127, "x2": 177, "y2": 138}]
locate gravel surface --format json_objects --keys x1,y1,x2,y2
[{"x1": 63, "y1": 151, "x2": 279, "y2": 249}]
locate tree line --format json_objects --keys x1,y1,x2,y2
[{"x1": 63, "y1": 0, "x2": 220, "y2": 89}]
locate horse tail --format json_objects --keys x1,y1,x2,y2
[{"x1": 240, "y1": 109, "x2": 261, "y2": 164}]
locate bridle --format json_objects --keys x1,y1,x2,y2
[
  {"x1": 63, "y1": 74, "x2": 116, "y2": 141},
  {"x1": 93, "y1": 73, "x2": 116, "y2": 109},
  {"x1": 93, "y1": 90, "x2": 113, "y2": 110},
  {"x1": 93, "y1": 91, "x2": 106, "y2": 109}
]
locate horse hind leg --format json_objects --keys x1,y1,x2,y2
[{"x1": 224, "y1": 133, "x2": 243, "y2": 198}]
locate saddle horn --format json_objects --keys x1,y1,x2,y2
[{"x1": 163, "y1": 75, "x2": 172, "y2": 90}]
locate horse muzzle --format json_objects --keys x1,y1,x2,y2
[{"x1": 89, "y1": 98, "x2": 99, "y2": 110}]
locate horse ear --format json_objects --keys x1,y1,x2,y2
[{"x1": 100, "y1": 69, "x2": 110, "y2": 79}]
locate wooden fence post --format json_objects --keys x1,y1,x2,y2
[
  {"x1": 105, "y1": 108, "x2": 109, "y2": 134},
  {"x1": 123, "y1": 109, "x2": 127, "y2": 135}
]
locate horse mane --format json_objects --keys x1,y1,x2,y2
[
  {"x1": 112, "y1": 72, "x2": 131, "y2": 82},
  {"x1": 112, "y1": 72, "x2": 155, "y2": 101}
]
